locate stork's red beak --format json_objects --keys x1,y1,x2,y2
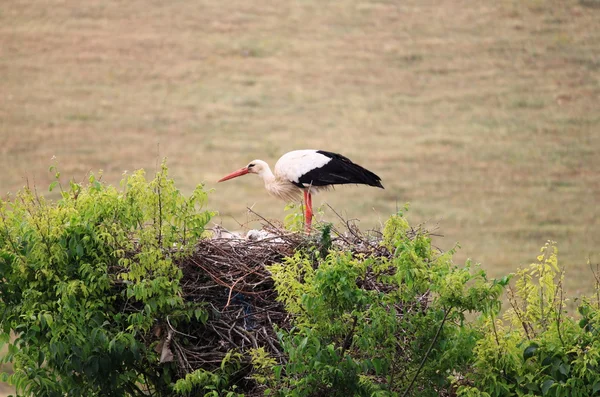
[{"x1": 218, "y1": 167, "x2": 249, "y2": 182}]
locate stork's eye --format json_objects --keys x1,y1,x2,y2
[{"x1": 248, "y1": 163, "x2": 255, "y2": 168}]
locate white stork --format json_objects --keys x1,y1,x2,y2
[{"x1": 218, "y1": 150, "x2": 384, "y2": 232}]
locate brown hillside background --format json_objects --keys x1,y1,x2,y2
[{"x1": 0, "y1": 0, "x2": 599, "y2": 393}]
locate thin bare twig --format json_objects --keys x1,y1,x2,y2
[
  {"x1": 402, "y1": 308, "x2": 451, "y2": 397},
  {"x1": 225, "y1": 268, "x2": 261, "y2": 308}
]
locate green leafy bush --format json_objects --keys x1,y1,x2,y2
[
  {"x1": 263, "y1": 213, "x2": 506, "y2": 396},
  {"x1": 0, "y1": 162, "x2": 214, "y2": 396},
  {"x1": 1, "y1": 163, "x2": 598, "y2": 397},
  {"x1": 456, "y1": 242, "x2": 600, "y2": 397},
  {"x1": 172, "y1": 351, "x2": 244, "y2": 397}
]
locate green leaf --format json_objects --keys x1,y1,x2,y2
[
  {"x1": 76, "y1": 243, "x2": 84, "y2": 257},
  {"x1": 523, "y1": 343, "x2": 539, "y2": 360},
  {"x1": 298, "y1": 337, "x2": 308, "y2": 352},
  {"x1": 43, "y1": 313, "x2": 53, "y2": 327},
  {"x1": 558, "y1": 362, "x2": 569, "y2": 376},
  {"x1": 194, "y1": 308, "x2": 207, "y2": 323},
  {"x1": 37, "y1": 350, "x2": 45, "y2": 367},
  {"x1": 593, "y1": 381, "x2": 600, "y2": 395},
  {"x1": 372, "y1": 358, "x2": 383, "y2": 374},
  {"x1": 541, "y1": 379, "x2": 554, "y2": 395}
]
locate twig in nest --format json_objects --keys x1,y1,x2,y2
[
  {"x1": 246, "y1": 207, "x2": 280, "y2": 231},
  {"x1": 166, "y1": 316, "x2": 198, "y2": 340},
  {"x1": 225, "y1": 268, "x2": 261, "y2": 308}
]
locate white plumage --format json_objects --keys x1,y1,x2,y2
[{"x1": 274, "y1": 150, "x2": 331, "y2": 185}]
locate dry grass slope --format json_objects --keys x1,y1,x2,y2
[
  {"x1": 0, "y1": 2, "x2": 599, "y2": 392},
  {"x1": 1, "y1": 1, "x2": 599, "y2": 277}
]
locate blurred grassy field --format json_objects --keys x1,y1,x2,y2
[{"x1": 0, "y1": 0, "x2": 599, "y2": 334}]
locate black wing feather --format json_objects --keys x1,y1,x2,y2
[{"x1": 295, "y1": 150, "x2": 384, "y2": 189}]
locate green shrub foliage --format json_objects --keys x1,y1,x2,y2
[
  {"x1": 265, "y1": 213, "x2": 507, "y2": 396},
  {"x1": 456, "y1": 242, "x2": 600, "y2": 397},
  {"x1": 0, "y1": 164, "x2": 598, "y2": 397},
  {"x1": 0, "y1": 163, "x2": 214, "y2": 396}
]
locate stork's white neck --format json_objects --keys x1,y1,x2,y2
[
  {"x1": 251, "y1": 159, "x2": 301, "y2": 202},
  {"x1": 256, "y1": 162, "x2": 276, "y2": 186}
]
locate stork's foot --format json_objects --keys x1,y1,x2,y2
[{"x1": 304, "y1": 222, "x2": 312, "y2": 234}]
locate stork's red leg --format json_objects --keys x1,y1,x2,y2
[
  {"x1": 302, "y1": 190, "x2": 313, "y2": 233},
  {"x1": 305, "y1": 191, "x2": 313, "y2": 233}
]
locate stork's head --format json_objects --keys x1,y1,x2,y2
[{"x1": 218, "y1": 160, "x2": 269, "y2": 182}]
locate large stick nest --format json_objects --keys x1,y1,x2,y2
[{"x1": 144, "y1": 211, "x2": 426, "y2": 394}]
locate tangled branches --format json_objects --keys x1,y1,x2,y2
[
  {"x1": 147, "y1": 217, "x2": 397, "y2": 379},
  {"x1": 172, "y1": 228, "x2": 302, "y2": 374},
  {"x1": 129, "y1": 212, "x2": 438, "y2": 395}
]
